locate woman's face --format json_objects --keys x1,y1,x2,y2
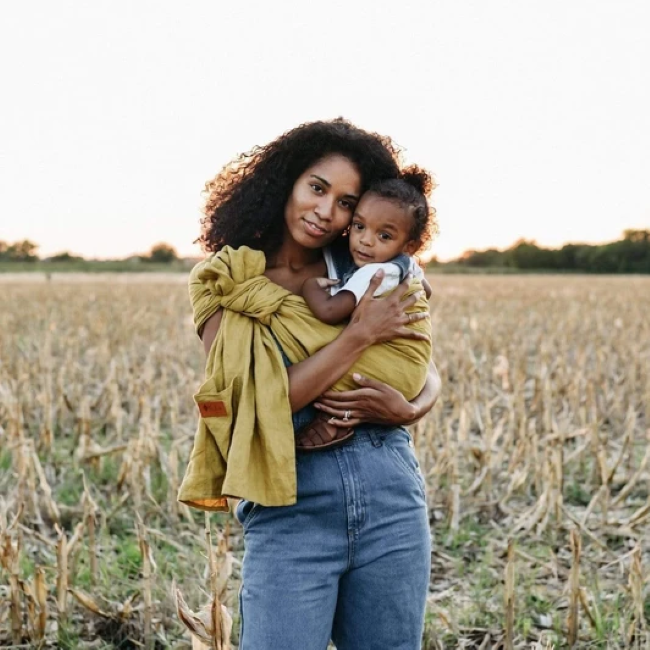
[{"x1": 284, "y1": 155, "x2": 361, "y2": 250}]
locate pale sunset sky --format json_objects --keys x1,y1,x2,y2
[{"x1": 1, "y1": 1, "x2": 648, "y2": 261}]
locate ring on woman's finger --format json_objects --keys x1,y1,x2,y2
[{"x1": 343, "y1": 410, "x2": 351, "y2": 421}]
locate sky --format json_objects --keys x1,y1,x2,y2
[{"x1": 1, "y1": 0, "x2": 649, "y2": 261}]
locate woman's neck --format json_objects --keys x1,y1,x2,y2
[
  {"x1": 267, "y1": 240, "x2": 323, "y2": 271},
  {"x1": 264, "y1": 240, "x2": 327, "y2": 297}
]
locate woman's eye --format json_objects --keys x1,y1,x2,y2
[
  {"x1": 310, "y1": 184, "x2": 323, "y2": 193},
  {"x1": 339, "y1": 200, "x2": 353, "y2": 210}
]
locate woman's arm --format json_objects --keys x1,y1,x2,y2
[
  {"x1": 404, "y1": 360, "x2": 441, "y2": 423},
  {"x1": 199, "y1": 271, "x2": 429, "y2": 413},
  {"x1": 287, "y1": 272, "x2": 427, "y2": 411},
  {"x1": 422, "y1": 277, "x2": 433, "y2": 300},
  {"x1": 313, "y1": 359, "x2": 441, "y2": 427},
  {"x1": 200, "y1": 308, "x2": 223, "y2": 355}
]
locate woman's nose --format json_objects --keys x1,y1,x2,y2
[{"x1": 314, "y1": 196, "x2": 335, "y2": 221}]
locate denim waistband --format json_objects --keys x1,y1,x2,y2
[{"x1": 342, "y1": 426, "x2": 409, "y2": 447}]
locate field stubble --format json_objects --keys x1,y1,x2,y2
[{"x1": 0, "y1": 273, "x2": 648, "y2": 649}]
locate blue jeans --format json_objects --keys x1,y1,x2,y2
[{"x1": 235, "y1": 427, "x2": 431, "y2": 649}]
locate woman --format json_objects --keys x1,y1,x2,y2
[{"x1": 190, "y1": 118, "x2": 440, "y2": 649}]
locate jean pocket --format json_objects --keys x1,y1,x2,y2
[
  {"x1": 235, "y1": 499, "x2": 262, "y2": 529},
  {"x1": 385, "y1": 430, "x2": 426, "y2": 498}
]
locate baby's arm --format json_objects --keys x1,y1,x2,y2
[{"x1": 303, "y1": 277, "x2": 357, "y2": 324}]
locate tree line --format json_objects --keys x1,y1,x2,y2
[
  {"x1": 0, "y1": 241, "x2": 180, "y2": 264},
  {"x1": 435, "y1": 230, "x2": 650, "y2": 273},
  {"x1": 3, "y1": 231, "x2": 649, "y2": 272}
]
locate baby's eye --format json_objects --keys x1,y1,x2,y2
[
  {"x1": 379, "y1": 233, "x2": 392, "y2": 241},
  {"x1": 352, "y1": 222, "x2": 364, "y2": 230}
]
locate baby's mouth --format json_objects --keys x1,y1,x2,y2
[{"x1": 355, "y1": 250, "x2": 374, "y2": 262}]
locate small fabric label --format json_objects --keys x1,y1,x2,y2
[{"x1": 198, "y1": 401, "x2": 228, "y2": 418}]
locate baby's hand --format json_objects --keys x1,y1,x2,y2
[{"x1": 314, "y1": 278, "x2": 340, "y2": 291}]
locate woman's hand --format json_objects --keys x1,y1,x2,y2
[
  {"x1": 314, "y1": 373, "x2": 418, "y2": 427},
  {"x1": 347, "y1": 271, "x2": 429, "y2": 346},
  {"x1": 314, "y1": 362, "x2": 441, "y2": 427}
]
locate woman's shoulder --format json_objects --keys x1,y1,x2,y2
[{"x1": 189, "y1": 246, "x2": 267, "y2": 286}]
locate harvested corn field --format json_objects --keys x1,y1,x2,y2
[{"x1": 1, "y1": 273, "x2": 649, "y2": 649}]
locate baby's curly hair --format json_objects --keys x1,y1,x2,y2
[
  {"x1": 367, "y1": 165, "x2": 438, "y2": 255},
  {"x1": 198, "y1": 118, "x2": 402, "y2": 254}
]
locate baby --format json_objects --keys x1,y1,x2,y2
[{"x1": 298, "y1": 167, "x2": 435, "y2": 450}]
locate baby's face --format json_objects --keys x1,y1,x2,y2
[{"x1": 349, "y1": 194, "x2": 416, "y2": 266}]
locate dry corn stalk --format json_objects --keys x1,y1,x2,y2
[
  {"x1": 55, "y1": 524, "x2": 68, "y2": 626},
  {"x1": 492, "y1": 355, "x2": 510, "y2": 391},
  {"x1": 577, "y1": 588, "x2": 597, "y2": 632},
  {"x1": 173, "y1": 582, "x2": 232, "y2": 650},
  {"x1": 136, "y1": 515, "x2": 157, "y2": 650},
  {"x1": 446, "y1": 422, "x2": 460, "y2": 541},
  {"x1": 1, "y1": 520, "x2": 23, "y2": 644},
  {"x1": 627, "y1": 544, "x2": 646, "y2": 644},
  {"x1": 21, "y1": 565, "x2": 49, "y2": 643},
  {"x1": 30, "y1": 443, "x2": 60, "y2": 525},
  {"x1": 504, "y1": 538, "x2": 515, "y2": 650},
  {"x1": 612, "y1": 431, "x2": 650, "y2": 506},
  {"x1": 70, "y1": 587, "x2": 140, "y2": 621},
  {"x1": 33, "y1": 566, "x2": 48, "y2": 641},
  {"x1": 566, "y1": 528, "x2": 582, "y2": 647},
  {"x1": 69, "y1": 588, "x2": 112, "y2": 618},
  {"x1": 82, "y1": 473, "x2": 99, "y2": 585},
  {"x1": 172, "y1": 513, "x2": 233, "y2": 649},
  {"x1": 211, "y1": 529, "x2": 234, "y2": 603},
  {"x1": 206, "y1": 513, "x2": 225, "y2": 649}
]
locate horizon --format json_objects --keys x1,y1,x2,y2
[
  {"x1": 1, "y1": 1, "x2": 649, "y2": 263},
  {"x1": 4, "y1": 228, "x2": 643, "y2": 264}
]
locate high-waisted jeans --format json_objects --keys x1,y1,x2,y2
[{"x1": 235, "y1": 427, "x2": 432, "y2": 649}]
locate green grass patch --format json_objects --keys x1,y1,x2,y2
[
  {"x1": 97, "y1": 455, "x2": 121, "y2": 485},
  {"x1": 565, "y1": 479, "x2": 592, "y2": 506},
  {"x1": 437, "y1": 518, "x2": 491, "y2": 555},
  {"x1": 56, "y1": 476, "x2": 84, "y2": 507},
  {"x1": 0, "y1": 449, "x2": 12, "y2": 472}
]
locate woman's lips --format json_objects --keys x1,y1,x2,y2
[{"x1": 303, "y1": 219, "x2": 329, "y2": 237}]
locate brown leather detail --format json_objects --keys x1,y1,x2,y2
[{"x1": 198, "y1": 401, "x2": 228, "y2": 418}]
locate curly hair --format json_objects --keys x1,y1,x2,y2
[
  {"x1": 366, "y1": 165, "x2": 438, "y2": 255},
  {"x1": 198, "y1": 118, "x2": 402, "y2": 254}
]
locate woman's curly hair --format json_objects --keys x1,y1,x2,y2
[
  {"x1": 367, "y1": 164, "x2": 438, "y2": 255},
  {"x1": 198, "y1": 118, "x2": 402, "y2": 254}
]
